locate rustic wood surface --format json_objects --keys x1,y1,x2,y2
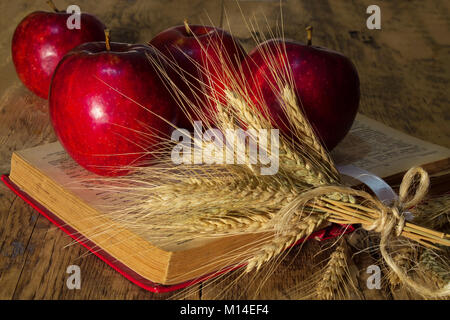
[{"x1": 0, "y1": 0, "x2": 449, "y2": 300}]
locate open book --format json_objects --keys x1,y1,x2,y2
[{"x1": 3, "y1": 114, "x2": 450, "y2": 292}]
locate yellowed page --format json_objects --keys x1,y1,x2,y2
[{"x1": 332, "y1": 114, "x2": 450, "y2": 178}]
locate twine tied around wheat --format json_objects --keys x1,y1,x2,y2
[
  {"x1": 364, "y1": 166, "x2": 429, "y2": 236},
  {"x1": 280, "y1": 166, "x2": 450, "y2": 297},
  {"x1": 368, "y1": 167, "x2": 450, "y2": 297}
]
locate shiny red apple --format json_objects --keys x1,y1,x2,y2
[
  {"x1": 49, "y1": 38, "x2": 178, "y2": 176},
  {"x1": 149, "y1": 22, "x2": 247, "y2": 127},
  {"x1": 243, "y1": 37, "x2": 360, "y2": 150},
  {"x1": 12, "y1": 1, "x2": 105, "y2": 99}
]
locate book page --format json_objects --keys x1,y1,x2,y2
[
  {"x1": 19, "y1": 145, "x2": 128, "y2": 206},
  {"x1": 331, "y1": 114, "x2": 450, "y2": 179}
]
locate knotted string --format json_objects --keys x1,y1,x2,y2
[
  {"x1": 363, "y1": 166, "x2": 429, "y2": 236},
  {"x1": 364, "y1": 167, "x2": 450, "y2": 298},
  {"x1": 276, "y1": 166, "x2": 449, "y2": 298}
]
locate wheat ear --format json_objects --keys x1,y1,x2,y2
[
  {"x1": 223, "y1": 89, "x2": 335, "y2": 187},
  {"x1": 281, "y1": 87, "x2": 339, "y2": 181},
  {"x1": 420, "y1": 248, "x2": 450, "y2": 285},
  {"x1": 245, "y1": 213, "x2": 329, "y2": 272},
  {"x1": 316, "y1": 239, "x2": 349, "y2": 299}
]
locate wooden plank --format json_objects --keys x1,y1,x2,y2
[
  {"x1": 200, "y1": 240, "x2": 333, "y2": 299},
  {"x1": 0, "y1": 187, "x2": 38, "y2": 299},
  {"x1": 11, "y1": 213, "x2": 200, "y2": 299}
]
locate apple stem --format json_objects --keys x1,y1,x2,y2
[
  {"x1": 105, "y1": 29, "x2": 111, "y2": 51},
  {"x1": 306, "y1": 26, "x2": 313, "y2": 46},
  {"x1": 184, "y1": 19, "x2": 192, "y2": 35},
  {"x1": 46, "y1": 0, "x2": 59, "y2": 12}
]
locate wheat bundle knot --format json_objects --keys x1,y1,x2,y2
[
  {"x1": 364, "y1": 166, "x2": 429, "y2": 237},
  {"x1": 288, "y1": 166, "x2": 448, "y2": 297},
  {"x1": 365, "y1": 167, "x2": 449, "y2": 297}
]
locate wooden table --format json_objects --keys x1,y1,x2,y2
[{"x1": 0, "y1": 0, "x2": 448, "y2": 299}]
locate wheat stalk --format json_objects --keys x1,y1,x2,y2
[
  {"x1": 245, "y1": 213, "x2": 328, "y2": 272},
  {"x1": 316, "y1": 239, "x2": 349, "y2": 299},
  {"x1": 413, "y1": 195, "x2": 450, "y2": 231},
  {"x1": 192, "y1": 212, "x2": 274, "y2": 233},
  {"x1": 222, "y1": 88, "x2": 335, "y2": 187},
  {"x1": 281, "y1": 87, "x2": 339, "y2": 181}
]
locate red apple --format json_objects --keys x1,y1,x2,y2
[
  {"x1": 243, "y1": 36, "x2": 360, "y2": 150},
  {"x1": 149, "y1": 22, "x2": 247, "y2": 127},
  {"x1": 49, "y1": 37, "x2": 178, "y2": 176},
  {"x1": 12, "y1": 1, "x2": 105, "y2": 99}
]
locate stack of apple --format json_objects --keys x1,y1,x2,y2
[{"x1": 12, "y1": 3, "x2": 359, "y2": 176}]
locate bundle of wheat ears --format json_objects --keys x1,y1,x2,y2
[{"x1": 86, "y1": 23, "x2": 450, "y2": 299}]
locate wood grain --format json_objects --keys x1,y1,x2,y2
[{"x1": 0, "y1": 0, "x2": 448, "y2": 299}]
